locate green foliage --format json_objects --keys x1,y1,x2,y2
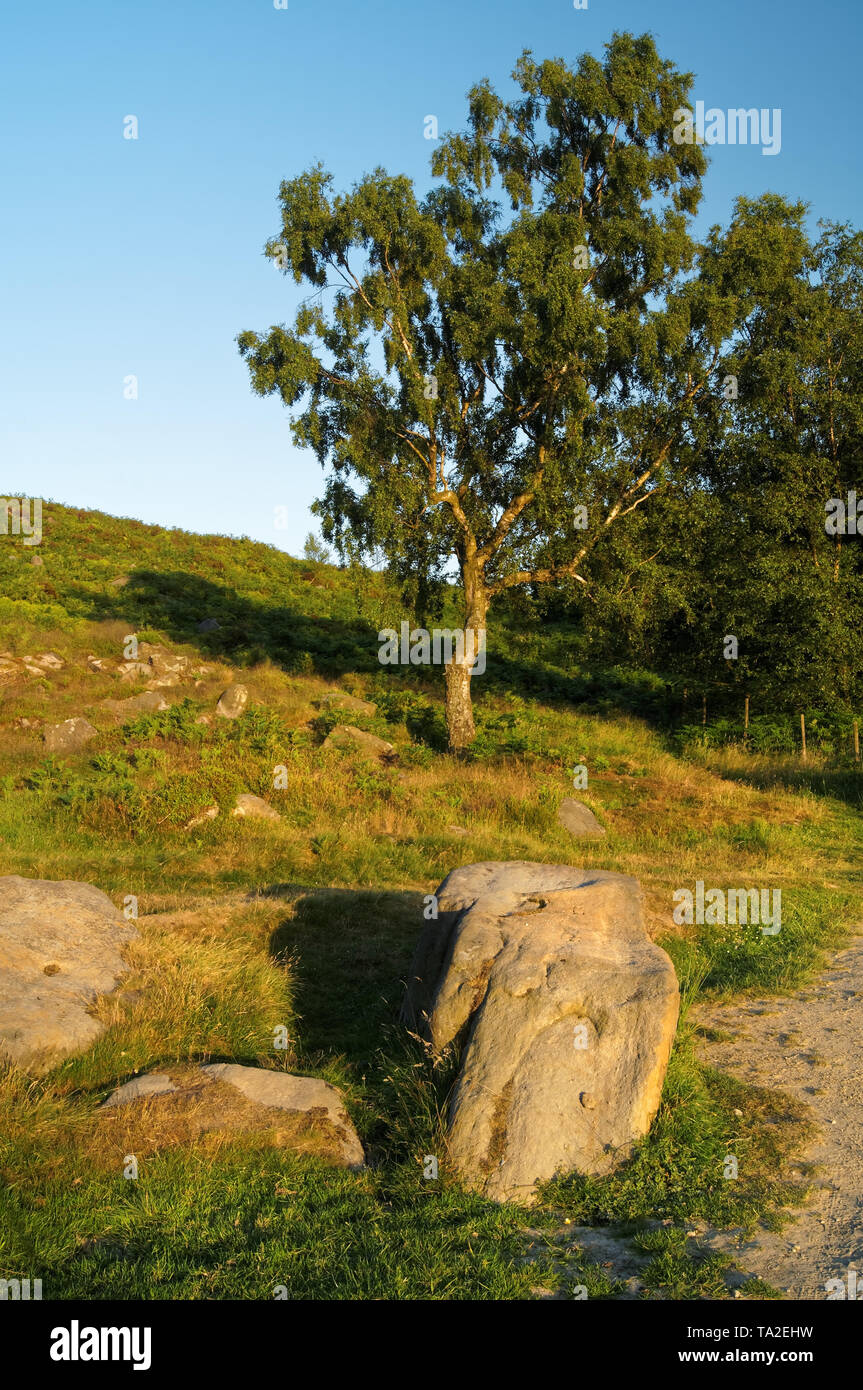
[{"x1": 674, "y1": 711, "x2": 862, "y2": 759}]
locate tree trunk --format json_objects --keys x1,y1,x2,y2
[{"x1": 444, "y1": 573, "x2": 487, "y2": 753}]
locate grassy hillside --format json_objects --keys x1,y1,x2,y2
[{"x1": 1, "y1": 502, "x2": 861, "y2": 1299}]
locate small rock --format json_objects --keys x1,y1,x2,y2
[
  {"x1": 100, "y1": 691, "x2": 169, "y2": 721},
  {"x1": 195, "y1": 714, "x2": 212, "y2": 726},
  {"x1": 184, "y1": 805, "x2": 219, "y2": 829},
  {"x1": 215, "y1": 684, "x2": 249, "y2": 719},
  {"x1": 231, "y1": 793, "x2": 281, "y2": 822},
  {"x1": 43, "y1": 717, "x2": 98, "y2": 754},
  {"x1": 34, "y1": 653, "x2": 64, "y2": 670},
  {"x1": 322, "y1": 724, "x2": 394, "y2": 759},
  {"x1": 87, "y1": 655, "x2": 109, "y2": 673},
  {"x1": 105, "y1": 1073, "x2": 178, "y2": 1105},
  {"x1": 196, "y1": 619, "x2": 220, "y2": 633},
  {"x1": 447, "y1": 825, "x2": 468, "y2": 836},
  {"x1": 319, "y1": 690, "x2": 376, "y2": 716},
  {"x1": 557, "y1": 799, "x2": 606, "y2": 837},
  {"x1": 580, "y1": 1092, "x2": 596, "y2": 1110},
  {"x1": 31, "y1": 555, "x2": 44, "y2": 567},
  {"x1": 110, "y1": 575, "x2": 129, "y2": 587}
]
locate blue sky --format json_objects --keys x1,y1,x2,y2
[{"x1": 2, "y1": 0, "x2": 859, "y2": 557}]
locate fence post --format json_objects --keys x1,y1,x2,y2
[
  {"x1": 800, "y1": 713, "x2": 807, "y2": 763},
  {"x1": 744, "y1": 694, "x2": 750, "y2": 747},
  {"x1": 854, "y1": 719, "x2": 860, "y2": 764}
]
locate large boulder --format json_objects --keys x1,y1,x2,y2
[
  {"x1": 0, "y1": 877, "x2": 139, "y2": 1071},
  {"x1": 402, "y1": 861, "x2": 679, "y2": 1203},
  {"x1": 101, "y1": 1062, "x2": 364, "y2": 1169}
]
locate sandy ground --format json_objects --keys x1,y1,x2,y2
[{"x1": 690, "y1": 934, "x2": 863, "y2": 1299}]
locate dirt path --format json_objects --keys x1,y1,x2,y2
[{"x1": 693, "y1": 934, "x2": 863, "y2": 1299}]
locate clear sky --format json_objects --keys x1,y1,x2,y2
[{"x1": 2, "y1": 0, "x2": 860, "y2": 557}]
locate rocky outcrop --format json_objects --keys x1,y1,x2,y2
[
  {"x1": 402, "y1": 861, "x2": 679, "y2": 1203},
  {"x1": 0, "y1": 876, "x2": 138, "y2": 1071}
]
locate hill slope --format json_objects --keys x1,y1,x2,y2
[{"x1": 0, "y1": 502, "x2": 861, "y2": 1299}]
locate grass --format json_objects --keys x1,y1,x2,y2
[{"x1": 1, "y1": 501, "x2": 862, "y2": 1299}]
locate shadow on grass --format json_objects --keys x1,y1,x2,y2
[
  {"x1": 266, "y1": 885, "x2": 425, "y2": 1067},
  {"x1": 705, "y1": 759, "x2": 863, "y2": 812},
  {"x1": 72, "y1": 568, "x2": 689, "y2": 729},
  {"x1": 77, "y1": 567, "x2": 385, "y2": 676}
]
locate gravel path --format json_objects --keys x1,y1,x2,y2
[{"x1": 694, "y1": 935, "x2": 863, "y2": 1299}]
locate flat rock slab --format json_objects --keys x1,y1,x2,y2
[
  {"x1": 0, "y1": 876, "x2": 138, "y2": 1071},
  {"x1": 558, "y1": 798, "x2": 605, "y2": 836},
  {"x1": 102, "y1": 1062, "x2": 364, "y2": 1169},
  {"x1": 104, "y1": 1072, "x2": 178, "y2": 1104},
  {"x1": 402, "y1": 861, "x2": 679, "y2": 1203}
]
